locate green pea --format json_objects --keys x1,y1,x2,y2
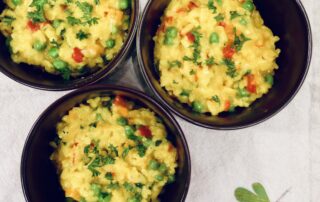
[
  {"x1": 237, "y1": 88, "x2": 250, "y2": 98},
  {"x1": 48, "y1": 47, "x2": 59, "y2": 58},
  {"x1": 242, "y1": 0, "x2": 254, "y2": 12},
  {"x1": 158, "y1": 163, "x2": 167, "y2": 173},
  {"x1": 111, "y1": 25, "x2": 118, "y2": 34},
  {"x1": 90, "y1": 183, "x2": 101, "y2": 195},
  {"x1": 117, "y1": 117, "x2": 128, "y2": 126},
  {"x1": 209, "y1": 32, "x2": 219, "y2": 44},
  {"x1": 33, "y1": 40, "x2": 47, "y2": 51},
  {"x1": 239, "y1": 17, "x2": 248, "y2": 25},
  {"x1": 216, "y1": 0, "x2": 222, "y2": 6},
  {"x1": 52, "y1": 20, "x2": 62, "y2": 28},
  {"x1": 53, "y1": 59, "x2": 68, "y2": 70},
  {"x1": 192, "y1": 101, "x2": 204, "y2": 113},
  {"x1": 124, "y1": 125, "x2": 135, "y2": 136},
  {"x1": 167, "y1": 174, "x2": 175, "y2": 183},
  {"x1": 164, "y1": 36, "x2": 174, "y2": 45},
  {"x1": 155, "y1": 175, "x2": 164, "y2": 181},
  {"x1": 12, "y1": 0, "x2": 21, "y2": 6},
  {"x1": 106, "y1": 39, "x2": 116, "y2": 49},
  {"x1": 265, "y1": 74, "x2": 274, "y2": 85},
  {"x1": 149, "y1": 160, "x2": 160, "y2": 170},
  {"x1": 119, "y1": 0, "x2": 129, "y2": 10},
  {"x1": 165, "y1": 27, "x2": 178, "y2": 38}
]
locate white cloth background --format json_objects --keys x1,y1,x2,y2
[{"x1": 0, "y1": 0, "x2": 319, "y2": 201}]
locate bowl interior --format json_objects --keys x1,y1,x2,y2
[
  {"x1": 21, "y1": 86, "x2": 191, "y2": 202},
  {"x1": 0, "y1": 0, "x2": 138, "y2": 91},
  {"x1": 138, "y1": 0, "x2": 311, "y2": 129}
]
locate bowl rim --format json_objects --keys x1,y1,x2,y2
[
  {"x1": 136, "y1": 0, "x2": 313, "y2": 130},
  {"x1": 0, "y1": 0, "x2": 140, "y2": 91},
  {"x1": 20, "y1": 84, "x2": 192, "y2": 202}
]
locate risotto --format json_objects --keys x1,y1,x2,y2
[
  {"x1": 0, "y1": 0, "x2": 131, "y2": 79},
  {"x1": 50, "y1": 96, "x2": 177, "y2": 202},
  {"x1": 154, "y1": 0, "x2": 280, "y2": 115}
]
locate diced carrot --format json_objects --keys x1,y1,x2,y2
[
  {"x1": 224, "y1": 100, "x2": 231, "y2": 111},
  {"x1": 138, "y1": 126, "x2": 152, "y2": 138},
  {"x1": 246, "y1": 74, "x2": 257, "y2": 93},
  {"x1": 113, "y1": 95, "x2": 127, "y2": 108},
  {"x1": 27, "y1": 20, "x2": 40, "y2": 32},
  {"x1": 223, "y1": 45, "x2": 236, "y2": 59},
  {"x1": 72, "y1": 48, "x2": 84, "y2": 63},
  {"x1": 165, "y1": 16, "x2": 173, "y2": 24},
  {"x1": 186, "y1": 32, "x2": 195, "y2": 43},
  {"x1": 176, "y1": 7, "x2": 187, "y2": 13},
  {"x1": 188, "y1": 1, "x2": 198, "y2": 10},
  {"x1": 218, "y1": 21, "x2": 226, "y2": 27}
]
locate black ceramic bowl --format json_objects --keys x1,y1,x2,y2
[
  {"x1": 0, "y1": 1, "x2": 139, "y2": 91},
  {"x1": 21, "y1": 85, "x2": 191, "y2": 202},
  {"x1": 137, "y1": 0, "x2": 312, "y2": 130}
]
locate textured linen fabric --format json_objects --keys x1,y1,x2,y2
[{"x1": 0, "y1": 0, "x2": 319, "y2": 201}]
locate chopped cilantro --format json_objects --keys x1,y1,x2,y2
[
  {"x1": 27, "y1": 0, "x2": 48, "y2": 22},
  {"x1": 122, "y1": 146, "x2": 131, "y2": 158},
  {"x1": 208, "y1": 0, "x2": 217, "y2": 13},
  {"x1": 67, "y1": 16, "x2": 81, "y2": 25},
  {"x1": 212, "y1": 95, "x2": 220, "y2": 104},
  {"x1": 105, "y1": 172, "x2": 113, "y2": 180},
  {"x1": 230, "y1": 11, "x2": 241, "y2": 20},
  {"x1": 183, "y1": 27, "x2": 202, "y2": 65},
  {"x1": 214, "y1": 13, "x2": 224, "y2": 22},
  {"x1": 223, "y1": 58, "x2": 237, "y2": 78},
  {"x1": 205, "y1": 57, "x2": 215, "y2": 65},
  {"x1": 108, "y1": 144, "x2": 118, "y2": 157},
  {"x1": 76, "y1": 30, "x2": 90, "y2": 40},
  {"x1": 168, "y1": 60, "x2": 182, "y2": 69},
  {"x1": 136, "y1": 144, "x2": 147, "y2": 157},
  {"x1": 1, "y1": 16, "x2": 16, "y2": 25},
  {"x1": 233, "y1": 30, "x2": 250, "y2": 51}
]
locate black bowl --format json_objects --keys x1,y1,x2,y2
[
  {"x1": 21, "y1": 85, "x2": 191, "y2": 202},
  {"x1": 0, "y1": 1, "x2": 139, "y2": 91},
  {"x1": 137, "y1": 0, "x2": 312, "y2": 129}
]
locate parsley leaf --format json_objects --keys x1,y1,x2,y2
[
  {"x1": 76, "y1": 30, "x2": 90, "y2": 40},
  {"x1": 1, "y1": 16, "x2": 16, "y2": 25},
  {"x1": 205, "y1": 57, "x2": 215, "y2": 65},
  {"x1": 211, "y1": 95, "x2": 220, "y2": 104},
  {"x1": 28, "y1": 0, "x2": 48, "y2": 22},
  {"x1": 223, "y1": 58, "x2": 237, "y2": 78},
  {"x1": 235, "y1": 183, "x2": 270, "y2": 202},
  {"x1": 234, "y1": 33, "x2": 250, "y2": 51},
  {"x1": 168, "y1": 60, "x2": 182, "y2": 68},
  {"x1": 136, "y1": 144, "x2": 147, "y2": 157},
  {"x1": 230, "y1": 11, "x2": 241, "y2": 20},
  {"x1": 184, "y1": 27, "x2": 202, "y2": 65},
  {"x1": 67, "y1": 16, "x2": 81, "y2": 25},
  {"x1": 76, "y1": 30, "x2": 90, "y2": 41},
  {"x1": 214, "y1": 13, "x2": 224, "y2": 22},
  {"x1": 208, "y1": 0, "x2": 217, "y2": 13}
]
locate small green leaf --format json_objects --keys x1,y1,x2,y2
[
  {"x1": 252, "y1": 183, "x2": 270, "y2": 201},
  {"x1": 235, "y1": 183, "x2": 270, "y2": 202}
]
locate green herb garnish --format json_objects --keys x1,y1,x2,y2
[
  {"x1": 235, "y1": 183, "x2": 270, "y2": 202},
  {"x1": 76, "y1": 30, "x2": 90, "y2": 40}
]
